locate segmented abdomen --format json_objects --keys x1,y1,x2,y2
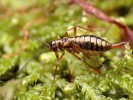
[{"x1": 74, "y1": 35, "x2": 111, "y2": 51}]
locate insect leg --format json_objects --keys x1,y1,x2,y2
[
  {"x1": 74, "y1": 25, "x2": 92, "y2": 32},
  {"x1": 85, "y1": 54, "x2": 108, "y2": 68},
  {"x1": 65, "y1": 26, "x2": 79, "y2": 37},
  {"x1": 73, "y1": 44, "x2": 107, "y2": 69},
  {"x1": 53, "y1": 50, "x2": 65, "y2": 81},
  {"x1": 65, "y1": 25, "x2": 80, "y2": 37},
  {"x1": 67, "y1": 46, "x2": 100, "y2": 73},
  {"x1": 70, "y1": 52, "x2": 100, "y2": 74},
  {"x1": 53, "y1": 50, "x2": 59, "y2": 59},
  {"x1": 65, "y1": 27, "x2": 74, "y2": 37},
  {"x1": 65, "y1": 25, "x2": 92, "y2": 38}
]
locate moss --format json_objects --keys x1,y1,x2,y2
[{"x1": 0, "y1": 0, "x2": 133, "y2": 99}]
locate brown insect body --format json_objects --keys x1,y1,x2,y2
[
  {"x1": 47, "y1": 25, "x2": 126, "y2": 81},
  {"x1": 50, "y1": 35, "x2": 111, "y2": 55},
  {"x1": 50, "y1": 26, "x2": 126, "y2": 81},
  {"x1": 21, "y1": 25, "x2": 126, "y2": 82}
]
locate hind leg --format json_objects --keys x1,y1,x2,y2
[
  {"x1": 66, "y1": 46, "x2": 100, "y2": 73},
  {"x1": 69, "y1": 52, "x2": 100, "y2": 74},
  {"x1": 71, "y1": 44, "x2": 108, "y2": 72}
]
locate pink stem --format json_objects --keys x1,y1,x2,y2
[{"x1": 68, "y1": 0, "x2": 133, "y2": 48}]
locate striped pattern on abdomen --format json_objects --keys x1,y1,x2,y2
[{"x1": 74, "y1": 35, "x2": 110, "y2": 51}]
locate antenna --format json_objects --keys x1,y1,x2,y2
[
  {"x1": 19, "y1": 35, "x2": 50, "y2": 71},
  {"x1": 28, "y1": 35, "x2": 50, "y2": 47},
  {"x1": 20, "y1": 50, "x2": 44, "y2": 71}
]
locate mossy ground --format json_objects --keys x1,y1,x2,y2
[{"x1": 0, "y1": 0, "x2": 133, "y2": 100}]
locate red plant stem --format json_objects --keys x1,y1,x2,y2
[
  {"x1": 2, "y1": 28, "x2": 28, "y2": 59},
  {"x1": 68, "y1": 0, "x2": 133, "y2": 48},
  {"x1": 2, "y1": 18, "x2": 45, "y2": 58}
]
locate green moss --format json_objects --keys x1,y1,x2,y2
[{"x1": 0, "y1": 0, "x2": 133, "y2": 99}]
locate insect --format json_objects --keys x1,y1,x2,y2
[
  {"x1": 22, "y1": 25, "x2": 126, "y2": 81},
  {"x1": 50, "y1": 25, "x2": 127, "y2": 80}
]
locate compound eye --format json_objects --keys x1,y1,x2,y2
[{"x1": 51, "y1": 41, "x2": 57, "y2": 51}]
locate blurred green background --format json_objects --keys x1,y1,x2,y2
[{"x1": 0, "y1": 0, "x2": 133, "y2": 100}]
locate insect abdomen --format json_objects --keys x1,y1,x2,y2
[{"x1": 75, "y1": 35, "x2": 110, "y2": 51}]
